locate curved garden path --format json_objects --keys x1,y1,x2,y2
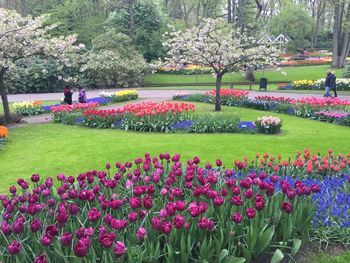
[{"x1": 4, "y1": 89, "x2": 350, "y2": 125}]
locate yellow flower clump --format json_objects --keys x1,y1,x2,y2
[
  {"x1": 0, "y1": 126, "x2": 9, "y2": 138},
  {"x1": 292, "y1": 80, "x2": 316, "y2": 87},
  {"x1": 115, "y1": 90, "x2": 138, "y2": 97},
  {"x1": 13, "y1": 100, "x2": 42, "y2": 109}
]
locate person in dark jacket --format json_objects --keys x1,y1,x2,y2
[
  {"x1": 330, "y1": 72, "x2": 337, "y2": 97},
  {"x1": 324, "y1": 71, "x2": 337, "y2": 98},
  {"x1": 63, "y1": 86, "x2": 73, "y2": 105}
]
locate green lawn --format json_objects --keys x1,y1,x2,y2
[
  {"x1": 0, "y1": 100, "x2": 60, "y2": 114},
  {"x1": 144, "y1": 65, "x2": 343, "y2": 84},
  {"x1": 1, "y1": 102, "x2": 349, "y2": 193},
  {"x1": 309, "y1": 251, "x2": 350, "y2": 263}
]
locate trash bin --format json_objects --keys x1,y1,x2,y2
[{"x1": 259, "y1": 77, "x2": 267, "y2": 91}]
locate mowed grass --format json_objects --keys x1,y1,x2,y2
[
  {"x1": 1, "y1": 102, "x2": 350, "y2": 193},
  {"x1": 309, "y1": 251, "x2": 350, "y2": 263},
  {"x1": 143, "y1": 65, "x2": 343, "y2": 84}
]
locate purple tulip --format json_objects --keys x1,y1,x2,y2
[
  {"x1": 34, "y1": 253, "x2": 48, "y2": 263},
  {"x1": 12, "y1": 220, "x2": 24, "y2": 234},
  {"x1": 45, "y1": 225, "x2": 59, "y2": 237},
  {"x1": 114, "y1": 241, "x2": 126, "y2": 257},
  {"x1": 60, "y1": 232, "x2": 73, "y2": 246},
  {"x1": 88, "y1": 208, "x2": 101, "y2": 222},
  {"x1": 73, "y1": 238, "x2": 90, "y2": 257},
  {"x1": 1, "y1": 221, "x2": 11, "y2": 235},
  {"x1": 99, "y1": 232, "x2": 116, "y2": 248},
  {"x1": 30, "y1": 219, "x2": 42, "y2": 233},
  {"x1": 69, "y1": 203, "x2": 79, "y2": 215},
  {"x1": 31, "y1": 174, "x2": 40, "y2": 183},
  {"x1": 9, "y1": 185, "x2": 16, "y2": 194},
  {"x1": 7, "y1": 240, "x2": 21, "y2": 254},
  {"x1": 57, "y1": 174, "x2": 66, "y2": 181},
  {"x1": 40, "y1": 235, "x2": 53, "y2": 246}
]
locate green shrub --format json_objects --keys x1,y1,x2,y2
[
  {"x1": 343, "y1": 64, "x2": 350, "y2": 78},
  {"x1": 189, "y1": 113, "x2": 240, "y2": 133}
]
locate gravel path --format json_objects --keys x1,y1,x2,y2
[{"x1": 3, "y1": 89, "x2": 350, "y2": 125}]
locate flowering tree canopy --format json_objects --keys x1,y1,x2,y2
[
  {"x1": 163, "y1": 18, "x2": 279, "y2": 111},
  {"x1": 81, "y1": 31, "x2": 148, "y2": 88},
  {"x1": 0, "y1": 8, "x2": 81, "y2": 122}
]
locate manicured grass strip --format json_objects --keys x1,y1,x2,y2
[
  {"x1": 309, "y1": 251, "x2": 350, "y2": 263},
  {"x1": 143, "y1": 65, "x2": 342, "y2": 84},
  {"x1": 1, "y1": 103, "x2": 349, "y2": 193}
]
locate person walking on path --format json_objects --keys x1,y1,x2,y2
[
  {"x1": 78, "y1": 85, "x2": 87, "y2": 103},
  {"x1": 324, "y1": 71, "x2": 337, "y2": 98},
  {"x1": 63, "y1": 86, "x2": 73, "y2": 105}
]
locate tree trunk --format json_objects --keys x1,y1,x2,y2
[
  {"x1": 215, "y1": 73, "x2": 223, "y2": 112},
  {"x1": 311, "y1": 1, "x2": 324, "y2": 49},
  {"x1": 332, "y1": 1, "x2": 342, "y2": 68},
  {"x1": 128, "y1": 0, "x2": 137, "y2": 46},
  {"x1": 228, "y1": 0, "x2": 232, "y2": 23},
  {"x1": 332, "y1": 1, "x2": 350, "y2": 68},
  {"x1": 232, "y1": 0, "x2": 236, "y2": 23},
  {"x1": 0, "y1": 67, "x2": 10, "y2": 123}
]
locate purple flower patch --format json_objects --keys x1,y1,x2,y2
[
  {"x1": 238, "y1": 122, "x2": 256, "y2": 130},
  {"x1": 86, "y1": 97, "x2": 111, "y2": 105},
  {"x1": 169, "y1": 120, "x2": 193, "y2": 130}
]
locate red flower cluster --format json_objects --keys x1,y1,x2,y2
[
  {"x1": 83, "y1": 101, "x2": 195, "y2": 118},
  {"x1": 83, "y1": 108, "x2": 124, "y2": 118},
  {"x1": 122, "y1": 101, "x2": 195, "y2": 117},
  {"x1": 51, "y1": 102, "x2": 99, "y2": 113},
  {"x1": 205, "y1": 89, "x2": 249, "y2": 98}
]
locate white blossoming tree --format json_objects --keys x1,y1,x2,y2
[
  {"x1": 0, "y1": 8, "x2": 81, "y2": 122},
  {"x1": 164, "y1": 18, "x2": 279, "y2": 111}
]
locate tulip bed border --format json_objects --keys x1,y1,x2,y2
[
  {"x1": 52, "y1": 101, "x2": 267, "y2": 134},
  {"x1": 173, "y1": 90, "x2": 350, "y2": 128},
  {"x1": 1, "y1": 149, "x2": 350, "y2": 262},
  {"x1": 12, "y1": 93, "x2": 139, "y2": 117}
]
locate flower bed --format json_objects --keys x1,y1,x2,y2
[
  {"x1": 52, "y1": 102, "x2": 99, "y2": 125},
  {"x1": 174, "y1": 91, "x2": 350, "y2": 127},
  {"x1": 280, "y1": 79, "x2": 350, "y2": 91},
  {"x1": 0, "y1": 125, "x2": 8, "y2": 146},
  {"x1": 317, "y1": 78, "x2": 350, "y2": 91},
  {"x1": 84, "y1": 101, "x2": 196, "y2": 132},
  {"x1": 255, "y1": 116, "x2": 282, "y2": 134},
  {"x1": 13, "y1": 101, "x2": 44, "y2": 116},
  {"x1": 173, "y1": 89, "x2": 249, "y2": 106},
  {"x1": 4, "y1": 151, "x2": 348, "y2": 262},
  {"x1": 314, "y1": 111, "x2": 350, "y2": 126},
  {"x1": 278, "y1": 58, "x2": 331, "y2": 67},
  {"x1": 292, "y1": 80, "x2": 319, "y2": 90},
  {"x1": 99, "y1": 90, "x2": 138, "y2": 103},
  {"x1": 81, "y1": 102, "x2": 254, "y2": 133}
]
